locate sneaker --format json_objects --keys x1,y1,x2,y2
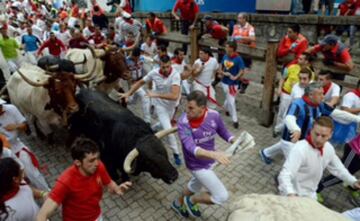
[
  {"x1": 317, "y1": 193, "x2": 324, "y2": 204},
  {"x1": 259, "y1": 149, "x2": 273, "y2": 165},
  {"x1": 183, "y1": 196, "x2": 201, "y2": 218},
  {"x1": 174, "y1": 154, "x2": 182, "y2": 166},
  {"x1": 233, "y1": 122, "x2": 239, "y2": 129},
  {"x1": 171, "y1": 200, "x2": 189, "y2": 218}
]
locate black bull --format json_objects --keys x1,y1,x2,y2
[{"x1": 69, "y1": 89, "x2": 179, "y2": 184}]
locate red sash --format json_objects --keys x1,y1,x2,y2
[
  {"x1": 194, "y1": 79, "x2": 223, "y2": 109},
  {"x1": 15, "y1": 147, "x2": 40, "y2": 169}
]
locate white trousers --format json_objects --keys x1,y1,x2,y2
[
  {"x1": 263, "y1": 139, "x2": 294, "y2": 159},
  {"x1": 221, "y1": 83, "x2": 238, "y2": 122},
  {"x1": 274, "y1": 92, "x2": 292, "y2": 133},
  {"x1": 17, "y1": 147, "x2": 50, "y2": 191},
  {"x1": 193, "y1": 81, "x2": 217, "y2": 110},
  {"x1": 128, "y1": 87, "x2": 151, "y2": 124},
  {"x1": 188, "y1": 169, "x2": 229, "y2": 205},
  {"x1": 152, "y1": 105, "x2": 179, "y2": 154}
]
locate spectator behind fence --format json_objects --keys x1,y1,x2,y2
[
  {"x1": 172, "y1": 0, "x2": 200, "y2": 53},
  {"x1": 277, "y1": 24, "x2": 309, "y2": 66},
  {"x1": 145, "y1": 12, "x2": 167, "y2": 36},
  {"x1": 307, "y1": 34, "x2": 354, "y2": 77},
  {"x1": 321, "y1": 0, "x2": 335, "y2": 15}
]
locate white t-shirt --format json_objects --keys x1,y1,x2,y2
[
  {"x1": 56, "y1": 31, "x2": 72, "y2": 46},
  {"x1": 143, "y1": 68, "x2": 181, "y2": 110},
  {"x1": 324, "y1": 82, "x2": 340, "y2": 103},
  {"x1": 114, "y1": 17, "x2": 125, "y2": 34},
  {"x1": 2, "y1": 185, "x2": 39, "y2": 221},
  {"x1": 82, "y1": 27, "x2": 93, "y2": 39},
  {"x1": 291, "y1": 83, "x2": 305, "y2": 100},
  {"x1": 172, "y1": 59, "x2": 187, "y2": 75},
  {"x1": 140, "y1": 42, "x2": 157, "y2": 57},
  {"x1": 31, "y1": 24, "x2": 43, "y2": 40},
  {"x1": 342, "y1": 91, "x2": 360, "y2": 114},
  {"x1": 0, "y1": 104, "x2": 27, "y2": 153},
  {"x1": 193, "y1": 57, "x2": 219, "y2": 86}
]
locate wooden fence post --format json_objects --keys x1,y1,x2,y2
[
  {"x1": 260, "y1": 39, "x2": 279, "y2": 127},
  {"x1": 190, "y1": 28, "x2": 199, "y2": 64}
]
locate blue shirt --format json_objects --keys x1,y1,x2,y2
[
  {"x1": 282, "y1": 98, "x2": 334, "y2": 142},
  {"x1": 221, "y1": 54, "x2": 245, "y2": 85},
  {"x1": 21, "y1": 35, "x2": 40, "y2": 52}
]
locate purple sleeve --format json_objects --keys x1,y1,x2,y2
[
  {"x1": 177, "y1": 116, "x2": 198, "y2": 156},
  {"x1": 216, "y1": 113, "x2": 234, "y2": 143}
]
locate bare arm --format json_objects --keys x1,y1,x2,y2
[
  {"x1": 333, "y1": 60, "x2": 354, "y2": 72},
  {"x1": 107, "y1": 180, "x2": 132, "y2": 195},
  {"x1": 36, "y1": 198, "x2": 59, "y2": 221}
]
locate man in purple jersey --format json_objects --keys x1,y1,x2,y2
[{"x1": 171, "y1": 91, "x2": 235, "y2": 218}]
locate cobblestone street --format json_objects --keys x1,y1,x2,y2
[{"x1": 23, "y1": 84, "x2": 357, "y2": 221}]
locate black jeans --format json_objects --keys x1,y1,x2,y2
[
  {"x1": 317, "y1": 144, "x2": 360, "y2": 192},
  {"x1": 180, "y1": 20, "x2": 192, "y2": 53}
]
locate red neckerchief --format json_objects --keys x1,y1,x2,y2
[
  {"x1": 306, "y1": 133, "x2": 324, "y2": 156},
  {"x1": 352, "y1": 89, "x2": 360, "y2": 97},
  {"x1": 229, "y1": 52, "x2": 238, "y2": 59},
  {"x1": 189, "y1": 108, "x2": 208, "y2": 128},
  {"x1": 159, "y1": 67, "x2": 172, "y2": 78},
  {"x1": 172, "y1": 57, "x2": 183, "y2": 65},
  {"x1": 0, "y1": 185, "x2": 19, "y2": 203},
  {"x1": 302, "y1": 95, "x2": 319, "y2": 107},
  {"x1": 323, "y1": 82, "x2": 332, "y2": 95}
]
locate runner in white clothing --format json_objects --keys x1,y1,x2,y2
[
  {"x1": 318, "y1": 70, "x2": 340, "y2": 107},
  {"x1": 172, "y1": 48, "x2": 190, "y2": 95},
  {"x1": 0, "y1": 158, "x2": 47, "y2": 221},
  {"x1": 0, "y1": 101, "x2": 49, "y2": 191},
  {"x1": 290, "y1": 68, "x2": 312, "y2": 100},
  {"x1": 120, "y1": 55, "x2": 182, "y2": 165},
  {"x1": 278, "y1": 116, "x2": 360, "y2": 199},
  {"x1": 191, "y1": 48, "x2": 219, "y2": 109}
]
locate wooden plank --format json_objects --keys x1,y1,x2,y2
[
  {"x1": 260, "y1": 39, "x2": 279, "y2": 127},
  {"x1": 198, "y1": 38, "x2": 267, "y2": 60},
  {"x1": 155, "y1": 32, "x2": 190, "y2": 44}
]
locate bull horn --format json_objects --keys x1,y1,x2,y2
[
  {"x1": 123, "y1": 148, "x2": 139, "y2": 174},
  {"x1": 86, "y1": 44, "x2": 98, "y2": 58},
  {"x1": 72, "y1": 54, "x2": 87, "y2": 65},
  {"x1": 155, "y1": 127, "x2": 178, "y2": 139},
  {"x1": 17, "y1": 68, "x2": 48, "y2": 87},
  {"x1": 74, "y1": 54, "x2": 97, "y2": 81}
]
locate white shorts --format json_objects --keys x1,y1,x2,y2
[{"x1": 187, "y1": 168, "x2": 229, "y2": 205}]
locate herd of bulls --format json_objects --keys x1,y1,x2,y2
[{"x1": 4, "y1": 46, "x2": 179, "y2": 184}]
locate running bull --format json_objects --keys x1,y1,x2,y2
[
  {"x1": 68, "y1": 89, "x2": 179, "y2": 184},
  {"x1": 7, "y1": 61, "x2": 95, "y2": 138}
]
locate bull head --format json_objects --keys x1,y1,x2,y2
[
  {"x1": 102, "y1": 49, "x2": 131, "y2": 83},
  {"x1": 123, "y1": 127, "x2": 179, "y2": 184}
]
